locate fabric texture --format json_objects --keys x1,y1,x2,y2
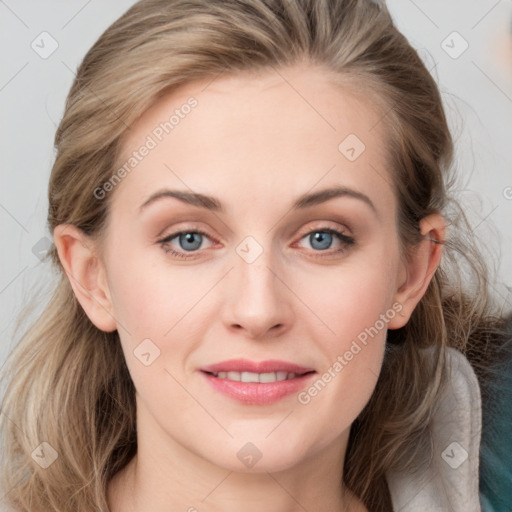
[
  {"x1": 479, "y1": 317, "x2": 512, "y2": 512},
  {"x1": 386, "y1": 347, "x2": 482, "y2": 511}
]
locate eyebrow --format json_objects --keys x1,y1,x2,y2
[{"x1": 139, "y1": 185, "x2": 377, "y2": 214}]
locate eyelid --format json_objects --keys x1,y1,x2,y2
[
  {"x1": 155, "y1": 219, "x2": 215, "y2": 239},
  {"x1": 295, "y1": 220, "x2": 352, "y2": 238}
]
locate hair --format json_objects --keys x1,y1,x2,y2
[{"x1": 0, "y1": 0, "x2": 507, "y2": 510}]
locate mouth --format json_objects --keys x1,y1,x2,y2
[
  {"x1": 199, "y1": 359, "x2": 317, "y2": 405},
  {"x1": 201, "y1": 369, "x2": 315, "y2": 382}
]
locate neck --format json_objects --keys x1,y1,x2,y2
[{"x1": 108, "y1": 456, "x2": 367, "y2": 512}]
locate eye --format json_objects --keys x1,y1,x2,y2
[
  {"x1": 157, "y1": 225, "x2": 355, "y2": 260},
  {"x1": 157, "y1": 229, "x2": 216, "y2": 259},
  {"x1": 295, "y1": 227, "x2": 355, "y2": 257}
]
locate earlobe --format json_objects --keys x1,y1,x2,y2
[
  {"x1": 387, "y1": 213, "x2": 446, "y2": 329},
  {"x1": 53, "y1": 224, "x2": 117, "y2": 332}
]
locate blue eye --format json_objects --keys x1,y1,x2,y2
[
  {"x1": 158, "y1": 229, "x2": 213, "y2": 259},
  {"x1": 298, "y1": 228, "x2": 355, "y2": 256},
  {"x1": 158, "y1": 227, "x2": 355, "y2": 260}
]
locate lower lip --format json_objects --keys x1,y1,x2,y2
[{"x1": 200, "y1": 371, "x2": 316, "y2": 405}]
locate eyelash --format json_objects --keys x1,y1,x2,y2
[{"x1": 157, "y1": 227, "x2": 355, "y2": 260}]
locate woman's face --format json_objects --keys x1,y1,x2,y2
[{"x1": 94, "y1": 65, "x2": 412, "y2": 472}]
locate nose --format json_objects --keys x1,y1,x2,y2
[{"x1": 222, "y1": 249, "x2": 294, "y2": 340}]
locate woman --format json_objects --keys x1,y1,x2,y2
[{"x1": 0, "y1": 0, "x2": 508, "y2": 511}]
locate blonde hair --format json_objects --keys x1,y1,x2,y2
[{"x1": 0, "y1": 0, "x2": 505, "y2": 510}]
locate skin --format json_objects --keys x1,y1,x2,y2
[{"x1": 54, "y1": 64, "x2": 444, "y2": 512}]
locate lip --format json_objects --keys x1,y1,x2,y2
[
  {"x1": 200, "y1": 358, "x2": 315, "y2": 375},
  {"x1": 199, "y1": 358, "x2": 317, "y2": 405}
]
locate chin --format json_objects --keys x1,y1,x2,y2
[
  {"x1": 202, "y1": 435, "x2": 311, "y2": 474},
  {"x1": 223, "y1": 451, "x2": 306, "y2": 474}
]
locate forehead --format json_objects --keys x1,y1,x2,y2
[{"x1": 111, "y1": 65, "x2": 395, "y2": 217}]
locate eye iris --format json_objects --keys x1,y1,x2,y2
[
  {"x1": 310, "y1": 231, "x2": 332, "y2": 250},
  {"x1": 179, "y1": 232, "x2": 202, "y2": 251}
]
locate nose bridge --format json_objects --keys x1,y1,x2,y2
[
  {"x1": 223, "y1": 237, "x2": 292, "y2": 338},
  {"x1": 237, "y1": 255, "x2": 277, "y2": 302}
]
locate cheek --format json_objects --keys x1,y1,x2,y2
[
  {"x1": 104, "y1": 246, "x2": 220, "y2": 382},
  {"x1": 294, "y1": 243, "x2": 400, "y2": 345},
  {"x1": 294, "y1": 280, "x2": 392, "y2": 445},
  {"x1": 106, "y1": 260, "x2": 209, "y2": 403},
  {"x1": 107, "y1": 247, "x2": 208, "y2": 332},
  {"x1": 303, "y1": 270, "x2": 391, "y2": 375},
  {"x1": 292, "y1": 248, "x2": 399, "y2": 412}
]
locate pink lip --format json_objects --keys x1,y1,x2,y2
[
  {"x1": 199, "y1": 358, "x2": 316, "y2": 405},
  {"x1": 200, "y1": 358, "x2": 315, "y2": 374}
]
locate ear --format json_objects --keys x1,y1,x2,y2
[
  {"x1": 387, "y1": 213, "x2": 445, "y2": 329},
  {"x1": 53, "y1": 224, "x2": 117, "y2": 332}
]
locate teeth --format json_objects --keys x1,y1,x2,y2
[
  {"x1": 276, "y1": 371, "x2": 288, "y2": 381},
  {"x1": 212, "y1": 371, "x2": 298, "y2": 382},
  {"x1": 241, "y1": 371, "x2": 260, "y2": 383},
  {"x1": 259, "y1": 372, "x2": 278, "y2": 383}
]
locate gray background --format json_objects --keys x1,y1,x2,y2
[{"x1": 1, "y1": 0, "x2": 512, "y2": 373}]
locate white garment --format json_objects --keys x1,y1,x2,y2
[{"x1": 386, "y1": 347, "x2": 482, "y2": 511}]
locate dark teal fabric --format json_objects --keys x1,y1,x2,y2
[{"x1": 479, "y1": 315, "x2": 512, "y2": 512}]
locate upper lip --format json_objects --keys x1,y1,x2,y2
[{"x1": 200, "y1": 358, "x2": 316, "y2": 375}]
